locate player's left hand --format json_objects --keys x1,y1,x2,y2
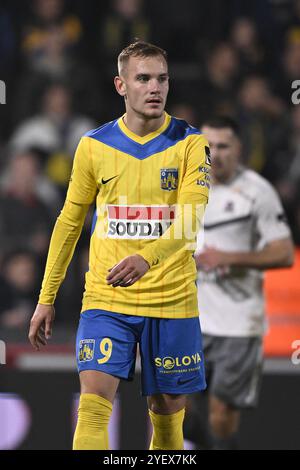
[
  {"x1": 106, "y1": 254, "x2": 150, "y2": 287},
  {"x1": 195, "y1": 246, "x2": 231, "y2": 271}
]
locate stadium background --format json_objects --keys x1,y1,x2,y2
[{"x1": 0, "y1": 0, "x2": 300, "y2": 450}]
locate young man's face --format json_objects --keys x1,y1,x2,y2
[
  {"x1": 115, "y1": 55, "x2": 169, "y2": 120},
  {"x1": 201, "y1": 126, "x2": 241, "y2": 183}
]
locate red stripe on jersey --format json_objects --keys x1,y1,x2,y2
[{"x1": 107, "y1": 205, "x2": 175, "y2": 220}]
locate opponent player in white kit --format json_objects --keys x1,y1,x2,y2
[{"x1": 191, "y1": 116, "x2": 294, "y2": 449}]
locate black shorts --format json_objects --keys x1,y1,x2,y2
[{"x1": 203, "y1": 334, "x2": 263, "y2": 409}]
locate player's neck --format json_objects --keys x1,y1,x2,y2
[{"x1": 123, "y1": 111, "x2": 166, "y2": 137}]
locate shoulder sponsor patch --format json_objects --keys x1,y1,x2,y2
[{"x1": 205, "y1": 146, "x2": 211, "y2": 166}]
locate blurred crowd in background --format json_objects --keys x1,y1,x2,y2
[{"x1": 0, "y1": 0, "x2": 300, "y2": 329}]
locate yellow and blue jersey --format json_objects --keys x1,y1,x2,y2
[{"x1": 41, "y1": 112, "x2": 210, "y2": 318}]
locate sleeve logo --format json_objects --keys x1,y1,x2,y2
[{"x1": 205, "y1": 146, "x2": 211, "y2": 166}]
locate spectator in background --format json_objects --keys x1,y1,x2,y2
[
  {"x1": 286, "y1": 106, "x2": 300, "y2": 187},
  {"x1": 193, "y1": 43, "x2": 239, "y2": 121},
  {"x1": 150, "y1": 0, "x2": 199, "y2": 62},
  {"x1": 13, "y1": 28, "x2": 103, "y2": 123},
  {"x1": 237, "y1": 75, "x2": 289, "y2": 179},
  {"x1": 0, "y1": 151, "x2": 53, "y2": 257},
  {"x1": 283, "y1": 0, "x2": 300, "y2": 42},
  {"x1": 10, "y1": 83, "x2": 95, "y2": 192},
  {"x1": 99, "y1": 0, "x2": 151, "y2": 63},
  {"x1": 0, "y1": 249, "x2": 40, "y2": 329},
  {"x1": 230, "y1": 17, "x2": 265, "y2": 75},
  {"x1": 275, "y1": 105, "x2": 300, "y2": 244},
  {"x1": 0, "y1": 147, "x2": 61, "y2": 216},
  {"x1": 97, "y1": 0, "x2": 153, "y2": 121},
  {"x1": 13, "y1": 0, "x2": 101, "y2": 122},
  {"x1": 275, "y1": 38, "x2": 300, "y2": 105},
  {"x1": 21, "y1": 0, "x2": 83, "y2": 69}
]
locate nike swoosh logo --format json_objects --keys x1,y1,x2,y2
[
  {"x1": 101, "y1": 175, "x2": 118, "y2": 184},
  {"x1": 178, "y1": 376, "x2": 199, "y2": 385}
]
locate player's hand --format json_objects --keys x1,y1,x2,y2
[
  {"x1": 106, "y1": 254, "x2": 150, "y2": 287},
  {"x1": 195, "y1": 247, "x2": 230, "y2": 271},
  {"x1": 28, "y1": 304, "x2": 55, "y2": 351}
]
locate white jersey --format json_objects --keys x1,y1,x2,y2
[{"x1": 197, "y1": 167, "x2": 291, "y2": 337}]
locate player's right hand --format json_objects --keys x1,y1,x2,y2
[{"x1": 28, "y1": 304, "x2": 55, "y2": 351}]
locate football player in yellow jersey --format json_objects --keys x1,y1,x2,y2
[{"x1": 28, "y1": 40, "x2": 211, "y2": 450}]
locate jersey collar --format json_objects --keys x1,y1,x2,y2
[{"x1": 117, "y1": 112, "x2": 171, "y2": 145}]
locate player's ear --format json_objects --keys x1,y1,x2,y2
[{"x1": 114, "y1": 76, "x2": 127, "y2": 97}]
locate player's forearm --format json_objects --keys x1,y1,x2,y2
[
  {"x1": 225, "y1": 239, "x2": 294, "y2": 270},
  {"x1": 38, "y1": 201, "x2": 89, "y2": 305},
  {"x1": 137, "y1": 196, "x2": 207, "y2": 266}
]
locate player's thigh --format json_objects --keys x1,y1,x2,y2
[
  {"x1": 147, "y1": 393, "x2": 186, "y2": 415},
  {"x1": 79, "y1": 370, "x2": 120, "y2": 403}
]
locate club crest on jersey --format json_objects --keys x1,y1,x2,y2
[
  {"x1": 160, "y1": 168, "x2": 178, "y2": 191},
  {"x1": 79, "y1": 339, "x2": 95, "y2": 362}
]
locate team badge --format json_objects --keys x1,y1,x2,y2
[
  {"x1": 160, "y1": 168, "x2": 178, "y2": 191},
  {"x1": 79, "y1": 339, "x2": 95, "y2": 362}
]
